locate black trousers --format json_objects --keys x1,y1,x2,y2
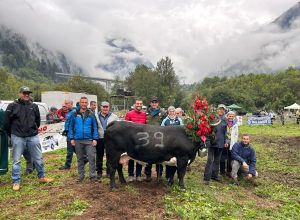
[
  {"x1": 165, "y1": 165, "x2": 177, "y2": 179},
  {"x1": 203, "y1": 147, "x2": 223, "y2": 181},
  {"x1": 95, "y1": 138, "x2": 109, "y2": 175},
  {"x1": 144, "y1": 163, "x2": 163, "y2": 177},
  {"x1": 220, "y1": 148, "x2": 232, "y2": 174}
]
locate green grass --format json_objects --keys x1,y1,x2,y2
[
  {"x1": 0, "y1": 148, "x2": 89, "y2": 220},
  {"x1": 55, "y1": 199, "x2": 90, "y2": 219},
  {"x1": 164, "y1": 123, "x2": 300, "y2": 219},
  {"x1": 239, "y1": 122, "x2": 300, "y2": 137}
]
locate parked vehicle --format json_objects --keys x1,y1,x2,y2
[
  {"x1": 0, "y1": 100, "x2": 49, "y2": 125},
  {"x1": 41, "y1": 135, "x2": 58, "y2": 150}
]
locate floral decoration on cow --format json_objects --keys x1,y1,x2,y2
[{"x1": 185, "y1": 94, "x2": 220, "y2": 144}]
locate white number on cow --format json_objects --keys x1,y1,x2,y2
[
  {"x1": 136, "y1": 132, "x2": 164, "y2": 147},
  {"x1": 137, "y1": 132, "x2": 150, "y2": 146}
]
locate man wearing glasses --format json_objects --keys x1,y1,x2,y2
[{"x1": 4, "y1": 86, "x2": 53, "y2": 191}]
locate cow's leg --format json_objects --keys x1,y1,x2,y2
[
  {"x1": 108, "y1": 156, "x2": 121, "y2": 191},
  {"x1": 177, "y1": 157, "x2": 189, "y2": 189},
  {"x1": 109, "y1": 165, "x2": 117, "y2": 191},
  {"x1": 117, "y1": 164, "x2": 126, "y2": 184}
]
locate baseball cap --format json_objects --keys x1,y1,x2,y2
[
  {"x1": 217, "y1": 104, "x2": 226, "y2": 109},
  {"x1": 19, "y1": 86, "x2": 32, "y2": 93},
  {"x1": 101, "y1": 101, "x2": 110, "y2": 107},
  {"x1": 150, "y1": 96, "x2": 158, "y2": 102}
]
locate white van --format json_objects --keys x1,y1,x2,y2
[{"x1": 0, "y1": 100, "x2": 49, "y2": 125}]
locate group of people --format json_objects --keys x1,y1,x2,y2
[
  {"x1": 3, "y1": 85, "x2": 258, "y2": 191},
  {"x1": 203, "y1": 104, "x2": 258, "y2": 185}
]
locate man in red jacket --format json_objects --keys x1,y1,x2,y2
[{"x1": 125, "y1": 99, "x2": 147, "y2": 182}]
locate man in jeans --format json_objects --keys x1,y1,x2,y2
[
  {"x1": 59, "y1": 99, "x2": 77, "y2": 170},
  {"x1": 3, "y1": 86, "x2": 53, "y2": 191},
  {"x1": 68, "y1": 97, "x2": 99, "y2": 182},
  {"x1": 125, "y1": 99, "x2": 147, "y2": 182},
  {"x1": 231, "y1": 134, "x2": 258, "y2": 185}
]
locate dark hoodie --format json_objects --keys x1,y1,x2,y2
[{"x1": 3, "y1": 99, "x2": 40, "y2": 137}]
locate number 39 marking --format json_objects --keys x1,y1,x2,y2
[{"x1": 136, "y1": 132, "x2": 164, "y2": 147}]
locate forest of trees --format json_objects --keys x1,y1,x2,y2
[
  {"x1": 1, "y1": 26, "x2": 299, "y2": 113},
  {"x1": 193, "y1": 67, "x2": 300, "y2": 112}
]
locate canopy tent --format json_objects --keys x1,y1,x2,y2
[
  {"x1": 284, "y1": 103, "x2": 300, "y2": 110},
  {"x1": 227, "y1": 104, "x2": 242, "y2": 109}
]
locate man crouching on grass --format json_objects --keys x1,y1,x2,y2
[{"x1": 231, "y1": 134, "x2": 258, "y2": 185}]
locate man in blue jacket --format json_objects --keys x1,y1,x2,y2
[
  {"x1": 231, "y1": 134, "x2": 258, "y2": 185},
  {"x1": 68, "y1": 97, "x2": 99, "y2": 182},
  {"x1": 59, "y1": 99, "x2": 77, "y2": 170}
]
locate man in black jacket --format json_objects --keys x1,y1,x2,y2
[{"x1": 3, "y1": 86, "x2": 53, "y2": 191}]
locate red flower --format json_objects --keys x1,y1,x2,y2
[
  {"x1": 196, "y1": 130, "x2": 202, "y2": 136},
  {"x1": 187, "y1": 123, "x2": 193, "y2": 129},
  {"x1": 209, "y1": 115, "x2": 215, "y2": 120}
]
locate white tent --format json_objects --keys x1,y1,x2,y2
[{"x1": 284, "y1": 103, "x2": 300, "y2": 109}]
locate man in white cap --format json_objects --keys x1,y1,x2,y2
[{"x1": 95, "y1": 101, "x2": 118, "y2": 179}]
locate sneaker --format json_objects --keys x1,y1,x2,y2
[
  {"x1": 77, "y1": 177, "x2": 84, "y2": 183},
  {"x1": 39, "y1": 177, "x2": 54, "y2": 183},
  {"x1": 59, "y1": 166, "x2": 70, "y2": 170},
  {"x1": 136, "y1": 176, "x2": 142, "y2": 182},
  {"x1": 232, "y1": 178, "x2": 239, "y2": 185},
  {"x1": 24, "y1": 169, "x2": 33, "y2": 176},
  {"x1": 128, "y1": 176, "x2": 134, "y2": 182},
  {"x1": 90, "y1": 177, "x2": 99, "y2": 182},
  {"x1": 145, "y1": 176, "x2": 152, "y2": 182},
  {"x1": 211, "y1": 175, "x2": 222, "y2": 182},
  {"x1": 13, "y1": 183, "x2": 20, "y2": 191},
  {"x1": 203, "y1": 180, "x2": 210, "y2": 185}
]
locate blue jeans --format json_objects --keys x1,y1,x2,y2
[
  {"x1": 11, "y1": 134, "x2": 45, "y2": 183},
  {"x1": 64, "y1": 139, "x2": 75, "y2": 168}
]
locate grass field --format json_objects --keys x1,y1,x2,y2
[
  {"x1": 165, "y1": 123, "x2": 300, "y2": 219},
  {"x1": 0, "y1": 122, "x2": 299, "y2": 219}
]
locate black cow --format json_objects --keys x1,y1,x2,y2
[{"x1": 104, "y1": 121, "x2": 201, "y2": 191}]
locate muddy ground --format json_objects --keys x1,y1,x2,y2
[{"x1": 1, "y1": 135, "x2": 298, "y2": 219}]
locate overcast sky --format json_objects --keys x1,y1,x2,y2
[{"x1": 0, "y1": 0, "x2": 297, "y2": 83}]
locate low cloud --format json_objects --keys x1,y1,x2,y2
[{"x1": 0, "y1": 0, "x2": 297, "y2": 83}]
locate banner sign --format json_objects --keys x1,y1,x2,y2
[
  {"x1": 38, "y1": 122, "x2": 67, "y2": 153},
  {"x1": 247, "y1": 116, "x2": 272, "y2": 125},
  {"x1": 236, "y1": 116, "x2": 243, "y2": 126}
]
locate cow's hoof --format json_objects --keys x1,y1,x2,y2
[
  {"x1": 167, "y1": 180, "x2": 174, "y2": 187},
  {"x1": 110, "y1": 187, "x2": 118, "y2": 192},
  {"x1": 120, "y1": 180, "x2": 127, "y2": 184}
]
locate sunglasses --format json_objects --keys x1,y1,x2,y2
[{"x1": 101, "y1": 106, "x2": 109, "y2": 108}]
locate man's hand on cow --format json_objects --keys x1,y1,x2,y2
[
  {"x1": 92, "y1": 140, "x2": 97, "y2": 147},
  {"x1": 70, "y1": 139, "x2": 75, "y2": 146}
]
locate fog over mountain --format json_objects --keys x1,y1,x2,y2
[{"x1": 0, "y1": 0, "x2": 297, "y2": 83}]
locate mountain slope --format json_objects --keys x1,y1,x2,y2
[
  {"x1": 217, "y1": 2, "x2": 300, "y2": 77},
  {"x1": 0, "y1": 26, "x2": 83, "y2": 82}
]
